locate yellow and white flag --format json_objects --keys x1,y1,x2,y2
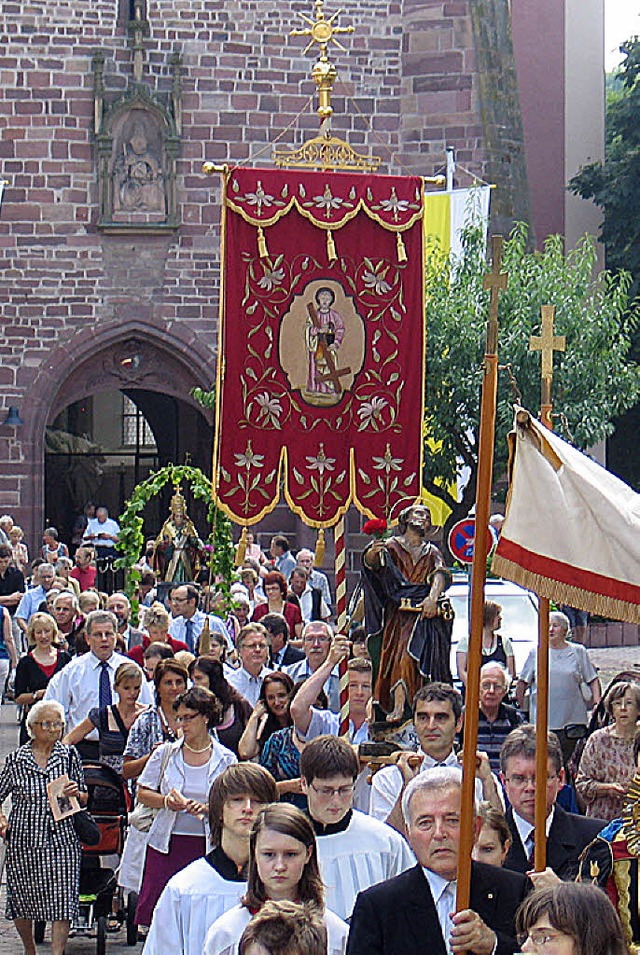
[
  {"x1": 424, "y1": 185, "x2": 491, "y2": 259},
  {"x1": 493, "y1": 409, "x2": 640, "y2": 623}
]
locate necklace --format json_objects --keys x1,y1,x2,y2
[{"x1": 183, "y1": 739, "x2": 213, "y2": 754}]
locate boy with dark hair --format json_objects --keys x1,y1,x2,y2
[
  {"x1": 300, "y1": 736, "x2": 415, "y2": 921},
  {"x1": 144, "y1": 764, "x2": 278, "y2": 955}
]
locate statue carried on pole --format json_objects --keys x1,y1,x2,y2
[
  {"x1": 153, "y1": 487, "x2": 204, "y2": 583},
  {"x1": 361, "y1": 503, "x2": 453, "y2": 722}
]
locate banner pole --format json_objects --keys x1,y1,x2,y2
[
  {"x1": 334, "y1": 515, "x2": 350, "y2": 738},
  {"x1": 456, "y1": 236, "x2": 507, "y2": 915},
  {"x1": 530, "y1": 305, "x2": 564, "y2": 873}
]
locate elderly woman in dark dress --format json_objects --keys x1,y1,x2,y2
[{"x1": 0, "y1": 700, "x2": 86, "y2": 955}]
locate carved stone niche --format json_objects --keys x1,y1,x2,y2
[{"x1": 93, "y1": 52, "x2": 181, "y2": 233}]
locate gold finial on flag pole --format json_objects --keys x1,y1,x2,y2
[{"x1": 529, "y1": 304, "x2": 566, "y2": 422}]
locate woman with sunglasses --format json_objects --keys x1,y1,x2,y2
[{"x1": 134, "y1": 686, "x2": 236, "y2": 928}]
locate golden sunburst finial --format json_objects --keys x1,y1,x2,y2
[{"x1": 291, "y1": 0, "x2": 354, "y2": 61}]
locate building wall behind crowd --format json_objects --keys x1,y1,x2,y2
[{"x1": 0, "y1": 0, "x2": 603, "y2": 556}]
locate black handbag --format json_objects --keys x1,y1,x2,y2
[{"x1": 72, "y1": 809, "x2": 100, "y2": 846}]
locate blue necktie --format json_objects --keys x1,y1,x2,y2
[
  {"x1": 99, "y1": 661, "x2": 112, "y2": 708},
  {"x1": 185, "y1": 619, "x2": 194, "y2": 652}
]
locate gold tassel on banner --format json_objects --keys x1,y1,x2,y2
[
  {"x1": 199, "y1": 618, "x2": 211, "y2": 656},
  {"x1": 257, "y1": 226, "x2": 269, "y2": 259},
  {"x1": 315, "y1": 528, "x2": 326, "y2": 567},
  {"x1": 326, "y1": 230, "x2": 337, "y2": 262},
  {"x1": 235, "y1": 527, "x2": 248, "y2": 567},
  {"x1": 396, "y1": 232, "x2": 407, "y2": 263}
]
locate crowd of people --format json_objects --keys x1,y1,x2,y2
[{"x1": 0, "y1": 511, "x2": 636, "y2": 955}]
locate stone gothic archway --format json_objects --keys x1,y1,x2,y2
[{"x1": 16, "y1": 318, "x2": 216, "y2": 555}]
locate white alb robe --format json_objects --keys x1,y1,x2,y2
[
  {"x1": 315, "y1": 809, "x2": 416, "y2": 920},
  {"x1": 142, "y1": 858, "x2": 246, "y2": 955}
]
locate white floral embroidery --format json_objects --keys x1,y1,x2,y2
[
  {"x1": 234, "y1": 442, "x2": 265, "y2": 469},
  {"x1": 362, "y1": 270, "x2": 392, "y2": 295},
  {"x1": 372, "y1": 447, "x2": 403, "y2": 473},
  {"x1": 257, "y1": 267, "x2": 285, "y2": 291},
  {"x1": 244, "y1": 181, "x2": 274, "y2": 216},
  {"x1": 357, "y1": 397, "x2": 388, "y2": 430},
  {"x1": 305, "y1": 445, "x2": 336, "y2": 475},
  {"x1": 255, "y1": 393, "x2": 283, "y2": 428}
]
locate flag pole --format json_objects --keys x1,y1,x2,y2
[
  {"x1": 334, "y1": 515, "x2": 350, "y2": 737},
  {"x1": 529, "y1": 304, "x2": 565, "y2": 872},
  {"x1": 456, "y1": 235, "x2": 507, "y2": 913}
]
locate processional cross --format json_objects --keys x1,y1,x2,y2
[{"x1": 529, "y1": 304, "x2": 566, "y2": 424}]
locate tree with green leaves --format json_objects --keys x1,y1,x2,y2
[
  {"x1": 570, "y1": 37, "x2": 640, "y2": 292},
  {"x1": 423, "y1": 221, "x2": 640, "y2": 552}
]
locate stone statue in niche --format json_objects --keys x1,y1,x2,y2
[
  {"x1": 112, "y1": 110, "x2": 166, "y2": 217},
  {"x1": 113, "y1": 119, "x2": 165, "y2": 216}
]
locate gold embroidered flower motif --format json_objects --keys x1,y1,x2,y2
[
  {"x1": 244, "y1": 181, "x2": 274, "y2": 216},
  {"x1": 378, "y1": 188, "x2": 410, "y2": 222},
  {"x1": 234, "y1": 441, "x2": 265, "y2": 469},
  {"x1": 257, "y1": 267, "x2": 285, "y2": 291},
  {"x1": 362, "y1": 269, "x2": 392, "y2": 295},
  {"x1": 313, "y1": 184, "x2": 345, "y2": 219}
]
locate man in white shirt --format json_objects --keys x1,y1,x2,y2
[
  {"x1": 296, "y1": 548, "x2": 332, "y2": 608},
  {"x1": 15, "y1": 563, "x2": 57, "y2": 632},
  {"x1": 300, "y1": 735, "x2": 415, "y2": 921},
  {"x1": 226, "y1": 624, "x2": 273, "y2": 708},
  {"x1": 346, "y1": 769, "x2": 529, "y2": 955},
  {"x1": 168, "y1": 583, "x2": 228, "y2": 653},
  {"x1": 83, "y1": 506, "x2": 120, "y2": 556},
  {"x1": 44, "y1": 609, "x2": 152, "y2": 758},
  {"x1": 285, "y1": 621, "x2": 340, "y2": 713},
  {"x1": 288, "y1": 565, "x2": 331, "y2": 625},
  {"x1": 369, "y1": 682, "x2": 503, "y2": 831}
]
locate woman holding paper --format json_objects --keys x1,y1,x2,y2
[{"x1": 0, "y1": 700, "x2": 86, "y2": 955}]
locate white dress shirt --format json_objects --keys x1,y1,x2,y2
[
  {"x1": 44, "y1": 650, "x2": 153, "y2": 737},
  {"x1": 225, "y1": 665, "x2": 273, "y2": 708},
  {"x1": 310, "y1": 568, "x2": 332, "y2": 606},
  {"x1": 297, "y1": 584, "x2": 331, "y2": 624},
  {"x1": 83, "y1": 517, "x2": 120, "y2": 549},
  {"x1": 512, "y1": 805, "x2": 555, "y2": 854},
  {"x1": 423, "y1": 868, "x2": 457, "y2": 943},
  {"x1": 302, "y1": 707, "x2": 370, "y2": 746},
  {"x1": 369, "y1": 749, "x2": 489, "y2": 821}
]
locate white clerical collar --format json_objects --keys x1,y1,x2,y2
[{"x1": 512, "y1": 805, "x2": 555, "y2": 849}]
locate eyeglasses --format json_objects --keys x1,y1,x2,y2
[
  {"x1": 517, "y1": 931, "x2": 568, "y2": 948},
  {"x1": 34, "y1": 720, "x2": 64, "y2": 730},
  {"x1": 304, "y1": 636, "x2": 331, "y2": 645},
  {"x1": 480, "y1": 681, "x2": 506, "y2": 691},
  {"x1": 505, "y1": 773, "x2": 558, "y2": 788},
  {"x1": 310, "y1": 782, "x2": 355, "y2": 798},
  {"x1": 175, "y1": 713, "x2": 201, "y2": 724}
]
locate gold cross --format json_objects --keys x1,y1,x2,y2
[
  {"x1": 482, "y1": 235, "x2": 508, "y2": 353},
  {"x1": 290, "y1": 0, "x2": 354, "y2": 60},
  {"x1": 529, "y1": 305, "x2": 566, "y2": 382}
]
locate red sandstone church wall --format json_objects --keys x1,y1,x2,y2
[{"x1": 0, "y1": 0, "x2": 504, "y2": 548}]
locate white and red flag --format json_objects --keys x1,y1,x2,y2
[{"x1": 492, "y1": 409, "x2": 640, "y2": 623}]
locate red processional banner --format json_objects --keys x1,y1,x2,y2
[{"x1": 212, "y1": 166, "x2": 426, "y2": 528}]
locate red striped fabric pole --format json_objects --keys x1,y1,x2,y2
[{"x1": 334, "y1": 516, "x2": 350, "y2": 738}]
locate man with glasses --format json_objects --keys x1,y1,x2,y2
[
  {"x1": 226, "y1": 624, "x2": 273, "y2": 708},
  {"x1": 500, "y1": 725, "x2": 605, "y2": 881},
  {"x1": 15, "y1": 562, "x2": 57, "y2": 633},
  {"x1": 169, "y1": 583, "x2": 227, "y2": 654},
  {"x1": 285, "y1": 620, "x2": 340, "y2": 712},
  {"x1": 473, "y1": 663, "x2": 525, "y2": 774},
  {"x1": 300, "y1": 735, "x2": 415, "y2": 921}
]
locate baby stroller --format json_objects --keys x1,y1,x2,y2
[{"x1": 36, "y1": 762, "x2": 136, "y2": 953}]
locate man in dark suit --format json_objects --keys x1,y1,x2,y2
[
  {"x1": 500, "y1": 725, "x2": 605, "y2": 883},
  {"x1": 347, "y1": 768, "x2": 529, "y2": 955},
  {"x1": 261, "y1": 612, "x2": 305, "y2": 668}
]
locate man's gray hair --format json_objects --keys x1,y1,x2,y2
[
  {"x1": 108, "y1": 592, "x2": 131, "y2": 609},
  {"x1": 401, "y1": 766, "x2": 475, "y2": 826},
  {"x1": 54, "y1": 590, "x2": 80, "y2": 612},
  {"x1": 301, "y1": 620, "x2": 333, "y2": 641},
  {"x1": 85, "y1": 609, "x2": 118, "y2": 635},
  {"x1": 26, "y1": 700, "x2": 65, "y2": 739},
  {"x1": 480, "y1": 661, "x2": 511, "y2": 692}
]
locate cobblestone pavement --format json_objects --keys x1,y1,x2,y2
[{"x1": 0, "y1": 645, "x2": 637, "y2": 953}]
